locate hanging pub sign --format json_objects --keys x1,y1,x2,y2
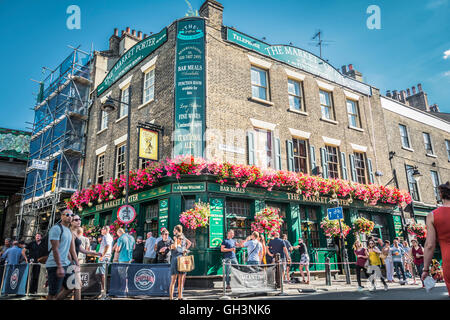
[
  {"x1": 173, "y1": 17, "x2": 206, "y2": 158},
  {"x1": 138, "y1": 127, "x2": 159, "y2": 161},
  {"x1": 97, "y1": 27, "x2": 168, "y2": 96},
  {"x1": 117, "y1": 205, "x2": 137, "y2": 224}
]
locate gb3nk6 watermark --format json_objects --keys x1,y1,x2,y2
[{"x1": 66, "y1": 5, "x2": 81, "y2": 30}]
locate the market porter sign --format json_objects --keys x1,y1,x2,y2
[
  {"x1": 226, "y1": 28, "x2": 372, "y2": 96},
  {"x1": 173, "y1": 18, "x2": 206, "y2": 157},
  {"x1": 97, "y1": 27, "x2": 168, "y2": 96}
]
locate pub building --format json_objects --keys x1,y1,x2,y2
[{"x1": 76, "y1": 0, "x2": 414, "y2": 280}]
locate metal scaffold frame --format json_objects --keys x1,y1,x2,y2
[{"x1": 16, "y1": 46, "x2": 93, "y2": 239}]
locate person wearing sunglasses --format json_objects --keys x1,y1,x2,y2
[{"x1": 46, "y1": 209, "x2": 79, "y2": 300}]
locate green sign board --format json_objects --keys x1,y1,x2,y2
[
  {"x1": 96, "y1": 27, "x2": 168, "y2": 96},
  {"x1": 158, "y1": 199, "x2": 169, "y2": 235},
  {"x1": 209, "y1": 198, "x2": 224, "y2": 248},
  {"x1": 392, "y1": 215, "x2": 403, "y2": 238},
  {"x1": 173, "y1": 18, "x2": 206, "y2": 157},
  {"x1": 81, "y1": 184, "x2": 171, "y2": 215},
  {"x1": 172, "y1": 182, "x2": 206, "y2": 193},
  {"x1": 226, "y1": 28, "x2": 371, "y2": 96}
]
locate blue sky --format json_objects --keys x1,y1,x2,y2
[{"x1": 1, "y1": 0, "x2": 449, "y2": 131}]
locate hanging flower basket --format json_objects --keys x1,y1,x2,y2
[
  {"x1": 251, "y1": 207, "x2": 284, "y2": 238},
  {"x1": 109, "y1": 219, "x2": 138, "y2": 240},
  {"x1": 407, "y1": 223, "x2": 427, "y2": 239},
  {"x1": 84, "y1": 225, "x2": 102, "y2": 238},
  {"x1": 353, "y1": 217, "x2": 375, "y2": 236},
  {"x1": 179, "y1": 201, "x2": 211, "y2": 230},
  {"x1": 320, "y1": 217, "x2": 351, "y2": 239}
]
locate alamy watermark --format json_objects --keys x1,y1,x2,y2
[
  {"x1": 66, "y1": 5, "x2": 81, "y2": 30},
  {"x1": 366, "y1": 5, "x2": 381, "y2": 30}
]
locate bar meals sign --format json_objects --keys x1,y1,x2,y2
[
  {"x1": 226, "y1": 28, "x2": 372, "y2": 96},
  {"x1": 97, "y1": 27, "x2": 168, "y2": 96}
]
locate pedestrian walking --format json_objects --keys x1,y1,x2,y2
[
  {"x1": 402, "y1": 240, "x2": 414, "y2": 282},
  {"x1": 411, "y1": 239, "x2": 424, "y2": 287},
  {"x1": 221, "y1": 229, "x2": 241, "y2": 291},
  {"x1": 391, "y1": 238, "x2": 407, "y2": 284},
  {"x1": 45, "y1": 209, "x2": 79, "y2": 300},
  {"x1": 382, "y1": 240, "x2": 394, "y2": 283},
  {"x1": 282, "y1": 234, "x2": 293, "y2": 282},
  {"x1": 96, "y1": 226, "x2": 113, "y2": 298},
  {"x1": 132, "y1": 236, "x2": 145, "y2": 263},
  {"x1": 156, "y1": 229, "x2": 173, "y2": 263},
  {"x1": 242, "y1": 232, "x2": 263, "y2": 265},
  {"x1": 25, "y1": 233, "x2": 42, "y2": 294},
  {"x1": 353, "y1": 240, "x2": 369, "y2": 290},
  {"x1": 1, "y1": 240, "x2": 27, "y2": 265},
  {"x1": 267, "y1": 232, "x2": 290, "y2": 283},
  {"x1": 169, "y1": 225, "x2": 192, "y2": 300},
  {"x1": 422, "y1": 182, "x2": 450, "y2": 297},
  {"x1": 115, "y1": 228, "x2": 135, "y2": 263},
  {"x1": 367, "y1": 239, "x2": 388, "y2": 292},
  {"x1": 293, "y1": 238, "x2": 310, "y2": 284},
  {"x1": 143, "y1": 232, "x2": 157, "y2": 264}
]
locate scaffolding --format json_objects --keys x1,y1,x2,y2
[{"x1": 16, "y1": 47, "x2": 93, "y2": 239}]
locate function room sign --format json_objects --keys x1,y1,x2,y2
[{"x1": 173, "y1": 18, "x2": 206, "y2": 158}]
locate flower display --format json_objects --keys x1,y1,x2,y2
[
  {"x1": 353, "y1": 217, "x2": 375, "y2": 236},
  {"x1": 179, "y1": 201, "x2": 211, "y2": 230},
  {"x1": 320, "y1": 217, "x2": 351, "y2": 238},
  {"x1": 109, "y1": 219, "x2": 138, "y2": 240},
  {"x1": 251, "y1": 207, "x2": 284, "y2": 237},
  {"x1": 407, "y1": 223, "x2": 427, "y2": 239},
  {"x1": 84, "y1": 225, "x2": 102, "y2": 238},
  {"x1": 67, "y1": 156, "x2": 412, "y2": 211}
]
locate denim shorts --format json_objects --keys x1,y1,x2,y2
[
  {"x1": 96, "y1": 257, "x2": 110, "y2": 275},
  {"x1": 46, "y1": 266, "x2": 69, "y2": 296}
]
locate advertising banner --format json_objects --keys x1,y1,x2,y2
[
  {"x1": 1, "y1": 264, "x2": 29, "y2": 295},
  {"x1": 209, "y1": 198, "x2": 224, "y2": 248},
  {"x1": 229, "y1": 264, "x2": 277, "y2": 294},
  {"x1": 108, "y1": 263, "x2": 172, "y2": 297},
  {"x1": 173, "y1": 18, "x2": 206, "y2": 157},
  {"x1": 158, "y1": 199, "x2": 169, "y2": 234}
]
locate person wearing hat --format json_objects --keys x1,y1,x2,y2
[{"x1": 132, "y1": 235, "x2": 145, "y2": 263}]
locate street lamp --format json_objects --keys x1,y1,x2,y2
[{"x1": 101, "y1": 91, "x2": 132, "y2": 232}]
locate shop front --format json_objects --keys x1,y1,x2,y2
[{"x1": 79, "y1": 175, "x2": 398, "y2": 276}]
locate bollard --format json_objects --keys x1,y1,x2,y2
[
  {"x1": 222, "y1": 260, "x2": 226, "y2": 296},
  {"x1": 325, "y1": 257, "x2": 331, "y2": 286},
  {"x1": 274, "y1": 253, "x2": 281, "y2": 288}
]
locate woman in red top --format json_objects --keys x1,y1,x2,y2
[
  {"x1": 411, "y1": 239, "x2": 424, "y2": 286},
  {"x1": 353, "y1": 240, "x2": 369, "y2": 290},
  {"x1": 422, "y1": 182, "x2": 450, "y2": 296}
]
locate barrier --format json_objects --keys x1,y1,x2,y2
[
  {"x1": 1, "y1": 264, "x2": 29, "y2": 296},
  {"x1": 222, "y1": 260, "x2": 278, "y2": 296},
  {"x1": 108, "y1": 263, "x2": 171, "y2": 297}
]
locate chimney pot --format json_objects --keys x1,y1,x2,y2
[
  {"x1": 418, "y1": 83, "x2": 423, "y2": 92},
  {"x1": 126, "y1": 27, "x2": 130, "y2": 34},
  {"x1": 114, "y1": 28, "x2": 118, "y2": 36},
  {"x1": 138, "y1": 31, "x2": 142, "y2": 39},
  {"x1": 412, "y1": 86, "x2": 416, "y2": 95},
  {"x1": 341, "y1": 65, "x2": 347, "y2": 74},
  {"x1": 406, "y1": 88, "x2": 411, "y2": 96},
  {"x1": 144, "y1": 33, "x2": 148, "y2": 38},
  {"x1": 348, "y1": 64, "x2": 353, "y2": 71},
  {"x1": 132, "y1": 29, "x2": 136, "y2": 36}
]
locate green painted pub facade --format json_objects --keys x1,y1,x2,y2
[{"x1": 80, "y1": 174, "x2": 400, "y2": 276}]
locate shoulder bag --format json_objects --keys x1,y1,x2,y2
[{"x1": 177, "y1": 252, "x2": 195, "y2": 273}]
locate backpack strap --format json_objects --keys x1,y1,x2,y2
[{"x1": 48, "y1": 223, "x2": 65, "y2": 254}]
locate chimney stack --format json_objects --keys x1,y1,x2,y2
[
  {"x1": 114, "y1": 28, "x2": 118, "y2": 36},
  {"x1": 406, "y1": 88, "x2": 411, "y2": 96},
  {"x1": 418, "y1": 83, "x2": 423, "y2": 92},
  {"x1": 386, "y1": 90, "x2": 392, "y2": 97},
  {"x1": 132, "y1": 29, "x2": 136, "y2": 36},
  {"x1": 400, "y1": 90, "x2": 407, "y2": 102},
  {"x1": 341, "y1": 65, "x2": 347, "y2": 74},
  {"x1": 412, "y1": 86, "x2": 416, "y2": 95},
  {"x1": 126, "y1": 27, "x2": 130, "y2": 34},
  {"x1": 144, "y1": 33, "x2": 148, "y2": 38},
  {"x1": 392, "y1": 90, "x2": 398, "y2": 100},
  {"x1": 138, "y1": 31, "x2": 142, "y2": 39},
  {"x1": 348, "y1": 64, "x2": 353, "y2": 71}
]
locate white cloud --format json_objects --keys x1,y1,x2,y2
[
  {"x1": 444, "y1": 50, "x2": 450, "y2": 60},
  {"x1": 443, "y1": 71, "x2": 450, "y2": 77}
]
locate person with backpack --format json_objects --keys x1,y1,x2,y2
[
  {"x1": 115, "y1": 228, "x2": 135, "y2": 263},
  {"x1": 242, "y1": 232, "x2": 263, "y2": 265},
  {"x1": 45, "y1": 209, "x2": 79, "y2": 300}
]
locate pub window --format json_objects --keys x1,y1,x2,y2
[
  {"x1": 143, "y1": 68, "x2": 155, "y2": 104},
  {"x1": 288, "y1": 79, "x2": 304, "y2": 111},
  {"x1": 293, "y1": 138, "x2": 308, "y2": 173},
  {"x1": 353, "y1": 152, "x2": 367, "y2": 184},
  {"x1": 103, "y1": 212, "x2": 113, "y2": 227},
  {"x1": 251, "y1": 66, "x2": 269, "y2": 101},
  {"x1": 406, "y1": 164, "x2": 420, "y2": 201},
  {"x1": 319, "y1": 89, "x2": 334, "y2": 120},
  {"x1": 423, "y1": 132, "x2": 434, "y2": 155},
  {"x1": 139, "y1": 158, "x2": 153, "y2": 170},
  {"x1": 115, "y1": 143, "x2": 126, "y2": 178},
  {"x1": 226, "y1": 199, "x2": 252, "y2": 241},
  {"x1": 300, "y1": 206, "x2": 320, "y2": 248},
  {"x1": 119, "y1": 85, "x2": 130, "y2": 118},
  {"x1": 96, "y1": 153, "x2": 105, "y2": 184},
  {"x1": 254, "y1": 128, "x2": 273, "y2": 169},
  {"x1": 347, "y1": 99, "x2": 361, "y2": 128},
  {"x1": 143, "y1": 201, "x2": 159, "y2": 236},
  {"x1": 326, "y1": 145, "x2": 340, "y2": 179},
  {"x1": 430, "y1": 170, "x2": 441, "y2": 202}
]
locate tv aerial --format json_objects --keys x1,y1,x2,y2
[{"x1": 308, "y1": 30, "x2": 335, "y2": 59}]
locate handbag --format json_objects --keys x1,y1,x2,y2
[{"x1": 177, "y1": 253, "x2": 195, "y2": 273}]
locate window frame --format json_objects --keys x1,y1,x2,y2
[
  {"x1": 430, "y1": 170, "x2": 441, "y2": 202},
  {"x1": 119, "y1": 85, "x2": 130, "y2": 119},
  {"x1": 292, "y1": 138, "x2": 308, "y2": 173},
  {"x1": 100, "y1": 109, "x2": 108, "y2": 131},
  {"x1": 142, "y1": 68, "x2": 155, "y2": 104},
  {"x1": 96, "y1": 153, "x2": 105, "y2": 184},
  {"x1": 254, "y1": 128, "x2": 273, "y2": 169},
  {"x1": 319, "y1": 89, "x2": 334, "y2": 120},
  {"x1": 406, "y1": 164, "x2": 420, "y2": 202},
  {"x1": 326, "y1": 145, "x2": 340, "y2": 179},
  {"x1": 446, "y1": 140, "x2": 450, "y2": 161},
  {"x1": 346, "y1": 99, "x2": 361, "y2": 128},
  {"x1": 251, "y1": 65, "x2": 269, "y2": 101},
  {"x1": 288, "y1": 78, "x2": 304, "y2": 112},
  {"x1": 353, "y1": 152, "x2": 367, "y2": 184},
  {"x1": 399, "y1": 124, "x2": 411, "y2": 149},
  {"x1": 115, "y1": 143, "x2": 126, "y2": 179},
  {"x1": 423, "y1": 132, "x2": 434, "y2": 155}
]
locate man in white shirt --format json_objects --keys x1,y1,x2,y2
[
  {"x1": 143, "y1": 232, "x2": 157, "y2": 264},
  {"x1": 96, "y1": 226, "x2": 113, "y2": 296}
]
